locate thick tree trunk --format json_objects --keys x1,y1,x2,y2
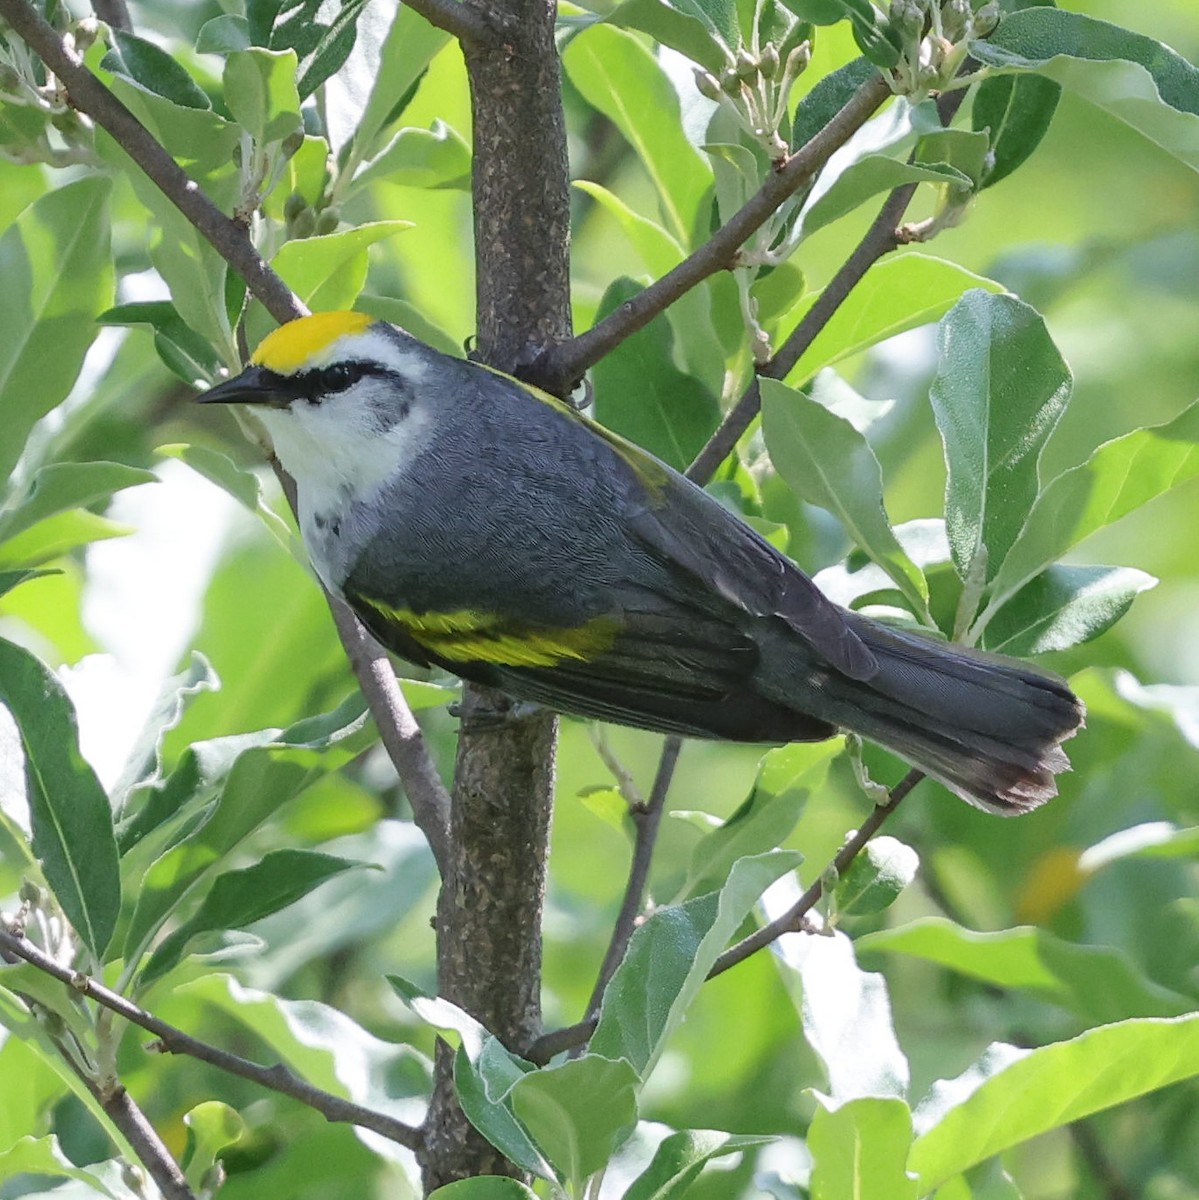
[{"x1": 417, "y1": 0, "x2": 572, "y2": 1187}]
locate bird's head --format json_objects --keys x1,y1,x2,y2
[{"x1": 200, "y1": 311, "x2": 437, "y2": 497}]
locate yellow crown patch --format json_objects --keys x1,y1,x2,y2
[{"x1": 252, "y1": 311, "x2": 374, "y2": 374}]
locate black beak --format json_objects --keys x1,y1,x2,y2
[{"x1": 198, "y1": 364, "x2": 289, "y2": 406}]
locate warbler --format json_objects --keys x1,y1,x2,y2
[{"x1": 199, "y1": 311, "x2": 1083, "y2": 814}]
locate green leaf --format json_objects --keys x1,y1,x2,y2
[
  {"x1": 0, "y1": 638, "x2": 120, "y2": 959},
  {"x1": 1079, "y1": 822, "x2": 1199, "y2": 872},
  {"x1": 95, "y1": 99, "x2": 237, "y2": 354},
  {"x1": 809, "y1": 1097, "x2": 917, "y2": 1200},
  {"x1": 971, "y1": 72, "x2": 1061, "y2": 188},
  {"x1": 607, "y1": 0, "x2": 734, "y2": 74},
  {"x1": 858, "y1": 918, "x2": 1193, "y2": 1023},
  {"x1": 429, "y1": 1180, "x2": 541, "y2": 1199},
  {"x1": 0, "y1": 568, "x2": 58, "y2": 599},
  {"x1": 351, "y1": 121, "x2": 471, "y2": 192},
  {"x1": 453, "y1": 1042, "x2": 554, "y2": 1179},
  {"x1": 0, "y1": 508, "x2": 133, "y2": 569},
  {"x1": 99, "y1": 300, "x2": 224, "y2": 384},
  {"x1": 914, "y1": 128, "x2": 991, "y2": 190},
  {"x1": 182, "y1": 1101, "x2": 246, "y2": 1192},
  {"x1": 564, "y1": 25, "x2": 712, "y2": 246},
  {"x1": 196, "y1": 14, "x2": 253, "y2": 54},
  {"x1": 592, "y1": 851, "x2": 799, "y2": 1078},
  {"x1": 982, "y1": 564, "x2": 1156, "y2": 655},
  {"x1": 781, "y1": 253, "x2": 1005, "y2": 383},
  {"x1": 592, "y1": 277, "x2": 721, "y2": 471},
  {"x1": 351, "y1": 5, "x2": 450, "y2": 157},
  {"x1": 760, "y1": 376, "x2": 929, "y2": 616},
  {"x1": 123, "y1": 695, "x2": 370, "y2": 969},
  {"x1": 978, "y1": 400, "x2": 1199, "y2": 631},
  {"x1": 269, "y1": 219, "x2": 413, "y2": 308},
  {"x1": 800, "y1": 156, "x2": 972, "y2": 238},
  {"x1": 0, "y1": 1137, "x2": 123, "y2": 1197},
  {"x1": 0, "y1": 461, "x2": 155, "y2": 548},
  {"x1": 929, "y1": 291, "x2": 1071, "y2": 587},
  {"x1": 140, "y1": 850, "x2": 363, "y2": 986},
  {"x1": 0, "y1": 177, "x2": 114, "y2": 481},
  {"x1": 680, "y1": 741, "x2": 835, "y2": 900},
  {"x1": 970, "y1": 8, "x2": 1199, "y2": 171},
  {"x1": 777, "y1": 928, "x2": 909, "y2": 1104},
  {"x1": 509, "y1": 1055, "x2": 640, "y2": 1191},
  {"x1": 909, "y1": 1016, "x2": 1199, "y2": 1192},
  {"x1": 110, "y1": 652, "x2": 220, "y2": 812},
  {"x1": 223, "y1": 48, "x2": 302, "y2": 143},
  {"x1": 623, "y1": 1130, "x2": 773, "y2": 1200},
  {"x1": 792, "y1": 55, "x2": 878, "y2": 151},
  {"x1": 103, "y1": 30, "x2": 212, "y2": 110},
  {"x1": 834, "y1": 836, "x2": 919, "y2": 917}
]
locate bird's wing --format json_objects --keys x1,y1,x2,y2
[{"x1": 624, "y1": 471, "x2": 877, "y2": 682}]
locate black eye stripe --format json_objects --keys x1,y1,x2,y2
[{"x1": 292, "y1": 362, "x2": 395, "y2": 402}]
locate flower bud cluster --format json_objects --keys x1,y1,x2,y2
[
  {"x1": 693, "y1": 39, "x2": 812, "y2": 162},
  {"x1": 888, "y1": 0, "x2": 999, "y2": 98}
]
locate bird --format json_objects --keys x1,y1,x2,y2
[{"x1": 199, "y1": 310, "x2": 1084, "y2": 814}]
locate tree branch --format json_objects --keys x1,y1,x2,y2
[
  {"x1": 0, "y1": 926, "x2": 424, "y2": 1150},
  {"x1": 707, "y1": 767, "x2": 923, "y2": 978},
  {"x1": 329, "y1": 598, "x2": 452, "y2": 873},
  {"x1": 539, "y1": 72, "x2": 892, "y2": 390},
  {"x1": 685, "y1": 183, "x2": 918, "y2": 484},
  {"x1": 581, "y1": 736, "x2": 681, "y2": 1026},
  {"x1": 403, "y1": 0, "x2": 498, "y2": 46},
  {"x1": 87, "y1": 1079, "x2": 195, "y2": 1200}
]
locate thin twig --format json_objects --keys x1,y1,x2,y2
[
  {"x1": 94, "y1": 1083, "x2": 196, "y2": 1200},
  {"x1": 582, "y1": 736, "x2": 682, "y2": 1024},
  {"x1": 331, "y1": 600, "x2": 452, "y2": 871},
  {"x1": 541, "y1": 73, "x2": 893, "y2": 389},
  {"x1": 0, "y1": 926, "x2": 424, "y2": 1150},
  {"x1": 525, "y1": 1018, "x2": 594, "y2": 1066},
  {"x1": 403, "y1": 0, "x2": 497, "y2": 46},
  {"x1": 0, "y1": 0, "x2": 302, "y2": 327},
  {"x1": 685, "y1": 185, "x2": 917, "y2": 483},
  {"x1": 707, "y1": 767, "x2": 923, "y2": 978}
]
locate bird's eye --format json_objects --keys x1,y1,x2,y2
[{"x1": 323, "y1": 362, "x2": 363, "y2": 392}]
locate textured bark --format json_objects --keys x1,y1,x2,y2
[
  {"x1": 418, "y1": 0, "x2": 572, "y2": 1183},
  {"x1": 463, "y1": 0, "x2": 573, "y2": 368}
]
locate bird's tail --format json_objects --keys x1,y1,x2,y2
[{"x1": 818, "y1": 616, "x2": 1085, "y2": 814}]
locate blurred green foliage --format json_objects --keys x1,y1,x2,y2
[{"x1": 0, "y1": 0, "x2": 1197, "y2": 1197}]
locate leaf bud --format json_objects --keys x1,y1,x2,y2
[
  {"x1": 280, "y1": 129, "x2": 305, "y2": 160},
  {"x1": 693, "y1": 68, "x2": 723, "y2": 102},
  {"x1": 283, "y1": 190, "x2": 307, "y2": 222},
  {"x1": 314, "y1": 207, "x2": 340, "y2": 235},
  {"x1": 973, "y1": 1, "x2": 1000, "y2": 37},
  {"x1": 288, "y1": 206, "x2": 316, "y2": 239}
]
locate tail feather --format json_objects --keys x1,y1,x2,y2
[{"x1": 819, "y1": 617, "x2": 1085, "y2": 814}]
